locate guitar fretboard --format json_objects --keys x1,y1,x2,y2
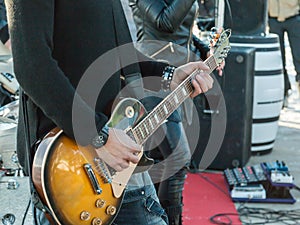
[{"x1": 132, "y1": 55, "x2": 218, "y2": 145}]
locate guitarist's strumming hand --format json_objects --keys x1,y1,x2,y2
[
  {"x1": 171, "y1": 61, "x2": 212, "y2": 98},
  {"x1": 95, "y1": 128, "x2": 142, "y2": 172}
]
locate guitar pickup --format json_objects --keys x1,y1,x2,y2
[{"x1": 83, "y1": 163, "x2": 102, "y2": 195}]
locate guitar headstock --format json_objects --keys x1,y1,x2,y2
[{"x1": 209, "y1": 28, "x2": 231, "y2": 66}]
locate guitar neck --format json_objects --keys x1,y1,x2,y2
[{"x1": 132, "y1": 55, "x2": 218, "y2": 145}]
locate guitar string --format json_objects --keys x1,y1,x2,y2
[
  {"x1": 90, "y1": 57, "x2": 219, "y2": 184},
  {"x1": 132, "y1": 61, "x2": 216, "y2": 144},
  {"x1": 132, "y1": 56, "x2": 217, "y2": 144}
]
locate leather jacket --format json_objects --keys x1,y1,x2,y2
[{"x1": 129, "y1": 0, "x2": 209, "y2": 66}]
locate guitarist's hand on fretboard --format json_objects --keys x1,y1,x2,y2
[
  {"x1": 171, "y1": 61, "x2": 212, "y2": 98},
  {"x1": 95, "y1": 128, "x2": 141, "y2": 172}
]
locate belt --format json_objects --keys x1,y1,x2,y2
[{"x1": 269, "y1": 13, "x2": 299, "y2": 21}]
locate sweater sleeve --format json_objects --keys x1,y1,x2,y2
[
  {"x1": 136, "y1": 49, "x2": 169, "y2": 91},
  {"x1": 136, "y1": 0, "x2": 196, "y2": 32},
  {"x1": 6, "y1": 0, "x2": 107, "y2": 145}
]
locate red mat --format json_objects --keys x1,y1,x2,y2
[{"x1": 183, "y1": 172, "x2": 242, "y2": 225}]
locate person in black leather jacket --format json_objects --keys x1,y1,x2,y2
[
  {"x1": 129, "y1": 0, "x2": 210, "y2": 66},
  {"x1": 128, "y1": 1, "x2": 213, "y2": 225}
]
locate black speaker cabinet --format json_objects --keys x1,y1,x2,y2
[
  {"x1": 224, "y1": 0, "x2": 268, "y2": 36},
  {"x1": 189, "y1": 46, "x2": 255, "y2": 170}
]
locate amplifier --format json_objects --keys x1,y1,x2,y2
[{"x1": 189, "y1": 46, "x2": 255, "y2": 170}]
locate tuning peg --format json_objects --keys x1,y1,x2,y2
[{"x1": 210, "y1": 27, "x2": 218, "y2": 32}]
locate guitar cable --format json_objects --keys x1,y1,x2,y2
[
  {"x1": 224, "y1": 0, "x2": 233, "y2": 29},
  {"x1": 21, "y1": 198, "x2": 31, "y2": 225}
]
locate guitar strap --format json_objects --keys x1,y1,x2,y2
[
  {"x1": 20, "y1": 89, "x2": 58, "y2": 225},
  {"x1": 112, "y1": 0, "x2": 144, "y2": 100},
  {"x1": 119, "y1": 0, "x2": 137, "y2": 42}
]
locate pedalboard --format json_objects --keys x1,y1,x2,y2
[{"x1": 224, "y1": 161, "x2": 296, "y2": 203}]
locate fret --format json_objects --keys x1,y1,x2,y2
[
  {"x1": 182, "y1": 86, "x2": 187, "y2": 96},
  {"x1": 206, "y1": 56, "x2": 217, "y2": 72},
  {"x1": 163, "y1": 104, "x2": 168, "y2": 114},
  {"x1": 185, "y1": 82, "x2": 193, "y2": 93},
  {"x1": 154, "y1": 114, "x2": 159, "y2": 124},
  {"x1": 126, "y1": 129, "x2": 137, "y2": 143},
  {"x1": 149, "y1": 114, "x2": 159, "y2": 130},
  {"x1": 168, "y1": 97, "x2": 177, "y2": 112},
  {"x1": 176, "y1": 88, "x2": 185, "y2": 103},
  {"x1": 156, "y1": 108, "x2": 163, "y2": 121},
  {"x1": 173, "y1": 93, "x2": 179, "y2": 104},
  {"x1": 131, "y1": 128, "x2": 142, "y2": 145},
  {"x1": 143, "y1": 123, "x2": 149, "y2": 135},
  {"x1": 138, "y1": 127, "x2": 145, "y2": 139},
  {"x1": 150, "y1": 116, "x2": 156, "y2": 127},
  {"x1": 164, "y1": 101, "x2": 171, "y2": 118},
  {"x1": 165, "y1": 99, "x2": 173, "y2": 112},
  {"x1": 146, "y1": 118, "x2": 154, "y2": 136},
  {"x1": 149, "y1": 117, "x2": 154, "y2": 129}
]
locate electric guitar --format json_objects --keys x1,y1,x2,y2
[{"x1": 32, "y1": 29, "x2": 231, "y2": 225}]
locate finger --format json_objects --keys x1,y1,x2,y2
[
  {"x1": 196, "y1": 75, "x2": 210, "y2": 93},
  {"x1": 126, "y1": 141, "x2": 141, "y2": 151},
  {"x1": 190, "y1": 78, "x2": 202, "y2": 98},
  {"x1": 218, "y1": 68, "x2": 223, "y2": 76},
  {"x1": 110, "y1": 156, "x2": 129, "y2": 171},
  {"x1": 181, "y1": 62, "x2": 209, "y2": 75},
  {"x1": 114, "y1": 165, "x2": 123, "y2": 172},
  {"x1": 96, "y1": 148, "x2": 122, "y2": 171},
  {"x1": 202, "y1": 73, "x2": 214, "y2": 88},
  {"x1": 126, "y1": 152, "x2": 140, "y2": 164},
  {"x1": 196, "y1": 61, "x2": 210, "y2": 71},
  {"x1": 119, "y1": 160, "x2": 130, "y2": 169},
  {"x1": 196, "y1": 73, "x2": 213, "y2": 91},
  {"x1": 216, "y1": 64, "x2": 224, "y2": 76}
]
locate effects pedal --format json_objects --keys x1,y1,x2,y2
[
  {"x1": 270, "y1": 170, "x2": 294, "y2": 184},
  {"x1": 231, "y1": 184, "x2": 266, "y2": 199},
  {"x1": 262, "y1": 160, "x2": 288, "y2": 172},
  {"x1": 224, "y1": 164, "x2": 267, "y2": 186}
]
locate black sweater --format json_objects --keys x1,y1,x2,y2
[{"x1": 6, "y1": 0, "x2": 166, "y2": 170}]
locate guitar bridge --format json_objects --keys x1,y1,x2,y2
[{"x1": 94, "y1": 158, "x2": 113, "y2": 183}]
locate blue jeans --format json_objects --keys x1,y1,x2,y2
[
  {"x1": 142, "y1": 91, "x2": 191, "y2": 225},
  {"x1": 113, "y1": 185, "x2": 168, "y2": 225}
]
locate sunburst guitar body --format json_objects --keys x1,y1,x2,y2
[{"x1": 32, "y1": 98, "x2": 150, "y2": 225}]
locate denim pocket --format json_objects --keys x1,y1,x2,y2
[{"x1": 144, "y1": 195, "x2": 168, "y2": 224}]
